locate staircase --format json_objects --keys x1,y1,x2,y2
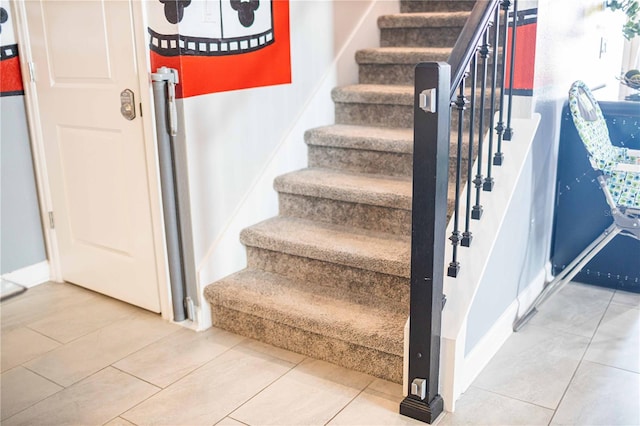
[{"x1": 204, "y1": 0, "x2": 475, "y2": 383}]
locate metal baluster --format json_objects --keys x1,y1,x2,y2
[
  {"x1": 448, "y1": 78, "x2": 467, "y2": 277},
  {"x1": 503, "y1": 0, "x2": 518, "y2": 140},
  {"x1": 483, "y1": 5, "x2": 500, "y2": 191},
  {"x1": 493, "y1": 0, "x2": 511, "y2": 166},
  {"x1": 462, "y1": 56, "x2": 477, "y2": 248},
  {"x1": 473, "y1": 29, "x2": 491, "y2": 219}
]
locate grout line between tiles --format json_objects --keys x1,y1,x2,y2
[
  {"x1": 225, "y1": 355, "x2": 307, "y2": 421},
  {"x1": 22, "y1": 363, "x2": 68, "y2": 388},
  {"x1": 547, "y1": 289, "x2": 614, "y2": 425},
  {"x1": 323, "y1": 381, "x2": 372, "y2": 426},
  {"x1": 226, "y1": 416, "x2": 251, "y2": 426},
  {"x1": 469, "y1": 385, "x2": 557, "y2": 413}
]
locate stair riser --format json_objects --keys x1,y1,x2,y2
[
  {"x1": 400, "y1": 0, "x2": 476, "y2": 13},
  {"x1": 359, "y1": 60, "x2": 502, "y2": 86},
  {"x1": 381, "y1": 27, "x2": 462, "y2": 48},
  {"x1": 336, "y1": 102, "x2": 413, "y2": 128},
  {"x1": 279, "y1": 192, "x2": 411, "y2": 236},
  {"x1": 335, "y1": 102, "x2": 494, "y2": 134},
  {"x1": 210, "y1": 305, "x2": 403, "y2": 383},
  {"x1": 359, "y1": 64, "x2": 415, "y2": 86},
  {"x1": 308, "y1": 145, "x2": 413, "y2": 177},
  {"x1": 246, "y1": 246, "x2": 410, "y2": 307}
]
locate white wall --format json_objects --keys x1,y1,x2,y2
[
  {"x1": 167, "y1": 0, "x2": 398, "y2": 328},
  {"x1": 0, "y1": 0, "x2": 47, "y2": 275}
]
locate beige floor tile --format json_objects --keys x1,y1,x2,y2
[
  {"x1": 528, "y1": 282, "x2": 613, "y2": 338},
  {"x1": 0, "y1": 366, "x2": 63, "y2": 420},
  {"x1": 328, "y1": 385, "x2": 425, "y2": 426},
  {"x1": 232, "y1": 358, "x2": 373, "y2": 426},
  {"x1": 439, "y1": 387, "x2": 554, "y2": 425},
  {"x1": 216, "y1": 417, "x2": 248, "y2": 426},
  {"x1": 551, "y1": 360, "x2": 640, "y2": 425},
  {"x1": 27, "y1": 295, "x2": 139, "y2": 343},
  {"x1": 2, "y1": 367, "x2": 159, "y2": 426},
  {"x1": 237, "y1": 338, "x2": 306, "y2": 364},
  {"x1": 103, "y1": 417, "x2": 137, "y2": 426},
  {"x1": 1, "y1": 327, "x2": 61, "y2": 372},
  {"x1": 114, "y1": 326, "x2": 245, "y2": 387},
  {"x1": 584, "y1": 302, "x2": 640, "y2": 373},
  {"x1": 1, "y1": 283, "x2": 96, "y2": 331},
  {"x1": 121, "y1": 344, "x2": 295, "y2": 426},
  {"x1": 24, "y1": 312, "x2": 179, "y2": 386},
  {"x1": 472, "y1": 324, "x2": 589, "y2": 409},
  {"x1": 366, "y1": 378, "x2": 404, "y2": 399},
  {"x1": 612, "y1": 289, "x2": 640, "y2": 308}
]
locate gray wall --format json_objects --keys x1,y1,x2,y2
[
  {"x1": 1, "y1": 95, "x2": 47, "y2": 274},
  {"x1": 464, "y1": 0, "x2": 625, "y2": 353}
]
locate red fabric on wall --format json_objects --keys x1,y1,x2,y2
[
  {"x1": 0, "y1": 55, "x2": 24, "y2": 95},
  {"x1": 150, "y1": 0, "x2": 291, "y2": 99}
]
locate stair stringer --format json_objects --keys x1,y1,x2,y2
[{"x1": 404, "y1": 114, "x2": 541, "y2": 412}]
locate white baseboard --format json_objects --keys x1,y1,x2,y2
[
  {"x1": 461, "y1": 300, "x2": 518, "y2": 392},
  {"x1": 2, "y1": 261, "x2": 50, "y2": 288}
]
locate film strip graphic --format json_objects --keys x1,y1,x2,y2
[
  {"x1": 148, "y1": 28, "x2": 274, "y2": 57},
  {"x1": 508, "y1": 8, "x2": 537, "y2": 27},
  {"x1": 1, "y1": 43, "x2": 18, "y2": 60}
]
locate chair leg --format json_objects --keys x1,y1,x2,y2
[{"x1": 513, "y1": 223, "x2": 621, "y2": 332}]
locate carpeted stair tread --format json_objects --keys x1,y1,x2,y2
[
  {"x1": 378, "y1": 11, "x2": 470, "y2": 28},
  {"x1": 204, "y1": 268, "x2": 405, "y2": 355},
  {"x1": 305, "y1": 125, "x2": 413, "y2": 154},
  {"x1": 356, "y1": 47, "x2": 452, "y2": 64},
  {"x1": 332, "y1": 84, "x2": 413, "y2": 106},
  {"x1": 275, "y1": 168, "x2": 412, "y2": 210},
  {"x1": 400, "y1": 0, "x2": 476, "y2": 13},
  {"x1": 240, "y1": 216, "x2": 410, "y2": 278}
]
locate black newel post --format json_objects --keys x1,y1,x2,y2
[{"x1": 400, "y1": 62, "x2": 450, "y2": 424}]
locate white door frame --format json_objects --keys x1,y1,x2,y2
[{"x1": 11, "y1": 0, "x2": 173, "y2": 321}]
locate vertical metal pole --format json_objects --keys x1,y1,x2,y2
[
  {"x1": 448, "y1": 78, "x2": 466, "y2": 277},
  {"x1": 473, "y1": 29, "x2": 490, "y2": 218},
  {"x1": 151, "y1": 67, "x2": 187, "y2": 322},
  {"x1": 400, "y1": 62, "x2": 449, "y2": 424},
  {"x1": 483, "y1": 5, "x2": 500, "y2": 191},
  {"x1": 503, "y1": 0, "x2": 518, "y2": 140},
  {"x1": 493, "y1": 0, "x2": 511, "y2": 166},
  {"x1": 462, "y1": 55, "x2": 477, "y2": 248}
]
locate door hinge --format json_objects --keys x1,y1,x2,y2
[
  {"x1": 139, "y1": 102, "x2": 143, "y2": 117},
  {"x1": 48, "y1": 211, "x2": 55, "y2": 229},
  {"x1": 28, "y1": 62, "x2": 36, "y2": 82}
]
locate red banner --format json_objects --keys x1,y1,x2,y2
[
  {"x1": 149, "y1": 0, "x2": 291, "y2": 99},
  {"x1": 0, "y1": 49, "x2": 24, "y2": 96}
]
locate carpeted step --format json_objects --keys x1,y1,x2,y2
[
  {"x1": 305, "y1": 124, "x2": 470, "y2": 182},
  {"x1": 357, "y1": 47, "x2": 451, "y2": 85},
  {"x1": 241, "y1": 216, "x2": 411, "y2": 278},
  {"x1": 275, "y1": 167, "x2": 412, "y2": 235},
  {"x1": 379, "y1": 12, "x2": 470, "y2": 47},
  {"x1": 306, "y1": 124, "x2": 414, "y2": 177},
  {"x1": 333, "y1": 84, "x2": 499, "y2": 130},
  {"x1": 204, "y1": 268, "x2": 404, "y2": 382},
  {"x1": 333, "y1": 84, "x2": 414, "y2": 128},
  {"x1": 400, "y1": 0, "x2": 476, "y2": 13}
]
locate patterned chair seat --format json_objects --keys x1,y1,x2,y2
[{"x1": 568, "y1": 80, "x2": 640, "y2": 210}]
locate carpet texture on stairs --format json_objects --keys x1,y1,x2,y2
[{"x1": 204, "y1": 0, "x2": 476, "y2": 383}]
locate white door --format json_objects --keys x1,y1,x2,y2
[{"x1": 24, "y1": 0, "x2": 161, "y2": 312}]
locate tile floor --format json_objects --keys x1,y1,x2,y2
[{"x1": 1, "y1": 281, "x2": 638, "y2": 425}]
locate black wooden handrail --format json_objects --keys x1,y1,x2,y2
[{"x1": 448, "y1": 0, "x2": 500, "y2": 100}]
